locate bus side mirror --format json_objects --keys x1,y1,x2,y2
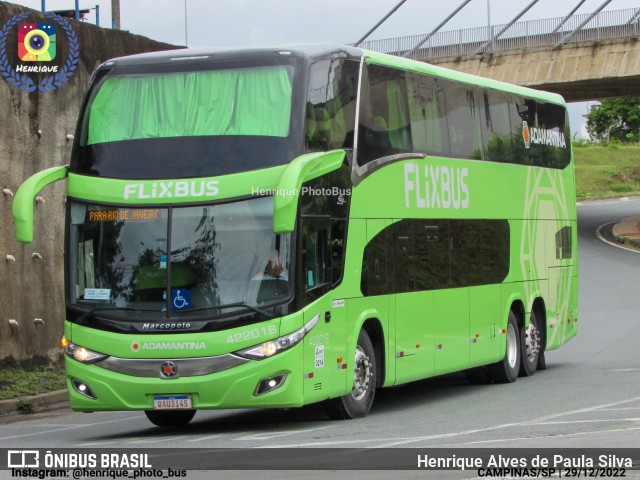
[
  {"x1": 13, "y1": 165, "x2": 69, "y2": 243},
  {"x1": 273, "y1": 150, "x2": 345, "y2": 234}
]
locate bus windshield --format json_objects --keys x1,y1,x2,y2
[
  {"x1": 73, "y1": 59, "x2": 302, "y2": 179},
  {"x1": 67, "y1": 197, "x2": 292, "y2": 320}
]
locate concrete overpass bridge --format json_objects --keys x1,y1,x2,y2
[{"x1": 357, "y1": 7, "x2": 640, "y2": 102}]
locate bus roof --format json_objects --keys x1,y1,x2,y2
[
  {"x1": 362, "y1": 48, "x2": 566, "y2": 106},
  {"x1": 100, "y1": 45, "x2": 565, "y2": 106},
  {"x1": 99, "y1": 45, "x2": 362, "y2": 67}
]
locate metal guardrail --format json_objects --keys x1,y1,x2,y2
[{"x1": 355, "y1": 7, "x2": 640, "y2": 60}]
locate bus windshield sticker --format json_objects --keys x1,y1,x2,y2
[
  {"x1": 171, "y1": 289, "x2": 191, "y2": 310},
  {"x1": 84, "y1": 288, "x2": 110, "y2": 301}
]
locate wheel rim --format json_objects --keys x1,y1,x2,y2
[
  {"x1": 351, "y1": 345, "x2": 371, "y2": 401},
  {"x1": 506, "y1": 323, "x2": 518, "y2": 369},
  {"x1": 525, "y1": 321, "x2": 540, "y2": 363}
]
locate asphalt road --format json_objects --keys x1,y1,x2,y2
[{"x1": 1, "y1": 197, "x2": 640, "y2": 478}]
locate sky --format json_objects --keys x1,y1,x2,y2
[{"x1": 7, "y1": 0, "x2": 640, "y2": 136}]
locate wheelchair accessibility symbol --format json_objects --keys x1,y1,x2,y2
[{"x1": 171, "y1": 288, "x2": 191, "y2": 310}]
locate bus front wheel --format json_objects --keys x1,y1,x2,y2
[
  {"x1": 324, "y1": 329, "x2": 376, "y2": 420},
  {"x1": 490, "y1": 311, "x2": 521, "y2": 384},
  {"x1": 144, "y1": 409, "x2": 196, "y2": 428}
]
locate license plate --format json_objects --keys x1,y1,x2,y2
[{"x1": 153, "y1": 395, "x2": 192, "y2": 410}]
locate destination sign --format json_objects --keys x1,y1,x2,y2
[{"x1": 87, "y1": 209, "x2": 161, "y2": 222}]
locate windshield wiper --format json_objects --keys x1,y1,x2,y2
[
  {"x1": 75, "y1": 306, "x2": 160, "y2": 325},
  {"x1": 186, "y1": 302, "x2": 275, "y2": 319},
  {"x1": 74, "y1": 302, "x2": 274, "y2": 325}
]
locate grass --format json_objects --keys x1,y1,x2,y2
[
  {"x1": 573, "y1": 143, "x2": 640, "y2": 199},
  {"x1": 0, "y1": 365, "x2": 66, "y2": 401}
]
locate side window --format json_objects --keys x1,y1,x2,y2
[
  {"x1": 414, "y1": 220, "x2": 449, "y2": 290},
  {"x1": 483, "y1": 90, "x2": 513, "y2": 163},
  {"x1": 361, "y1": 219, "x2": 509, "y2": 296},
  {"x1": 442, "y1": 80, "x2": 484, "y2": 159},
  {"x1": 406, "y1": 73, "x2": 448, "y2": 156},
  {"x1": 306, "y1": 59, "x2": 358, "y2": 152},
  {"x1": 510, "y1": 96, "x2": 533, "y2": 165},
  {"x1": 533, "y1": 102, "x2": 571, "y2": 169},
  {"x1": 555, "y1": 226, "x2": 572, "y2": 259},
  {"x1": 361, "y1": 226, "x2": 392, "y2": 297},
  {"x1": 393, "y1": 220, "x2": 416, "y2": 293},
  {"x1": 357, "y1": 63, "x2": 412, "y2": 166},
  {"x1": 509, "y1": 97, "x2": 570, "y2": 169},
  {"x1": 299, "y1": 165, "x2": 350, "y2": 304},
  {"x1": 301, "y1": 217, "x2": 331, "y2": 292}
]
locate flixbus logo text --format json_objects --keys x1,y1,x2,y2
[
  {"x1": 123, "y1": 180, "x2": 219, "y2": 200},
  {"x1": 404, "y1": 163, "x2": 469, "y2": 209}
]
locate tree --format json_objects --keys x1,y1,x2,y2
[{"x1": 586, "y1": 97, "x2": 640, "y2": 143}]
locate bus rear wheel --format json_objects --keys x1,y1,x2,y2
[
  {"x1": 324, "y1": 329, "x2": 376, "y2": 420},
  {"x1": 519, "y1": 310, "x2": 541, "y2": 377},
  {"x1": 490, "y1": 311, "x2": 521, "y2": 384},
  {"x1": 144, "y1": 410, "x2": 196, "y2": 428}
]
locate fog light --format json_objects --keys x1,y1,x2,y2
[
  {"x1": 72, "y1": 379, "x2": 97, "y2": 400},
  {"x1": 254, "y1": 374, "x2": 287, "y2": 396}
]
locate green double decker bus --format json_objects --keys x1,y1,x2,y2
[{"x1": 13, "y1": 45, "x2": 577, "y2": 427}]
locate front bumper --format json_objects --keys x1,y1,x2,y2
[{"x1": 65, "y1": 343, "x2": 304, "y2": 412}]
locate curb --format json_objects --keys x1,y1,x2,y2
[
  {"x1": 611, "y1": 216, "x2": 640, "y2": 249},
  {"x1": 0, "y1": 389, "x2": 68, "y2": 415}
]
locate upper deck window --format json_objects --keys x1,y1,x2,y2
[
  {"x1": 86, "y1": 66, "x2": 293, "y2": 145},
  {"x1": 72, "y1": 57, "x2": 304, "y2": 180}
]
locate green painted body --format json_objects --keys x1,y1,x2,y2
[
  {"x1": 15, "y1": 47, "x2": 578, "y2": 414},
  {"x1": 13, "y1": 165, "x2": 68, "y2": 243}
]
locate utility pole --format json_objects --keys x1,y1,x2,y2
[
  {"x1": 184, "y1": 0, "x2": 189, "y2": 46},
  {"x1": 111, "y1": 0, "x2": 120, "y2": 30}
]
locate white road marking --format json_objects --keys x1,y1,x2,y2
[
  {"x1": 595, "y1": 221, "x2": 640, "y2": 254},
  {"x1": 599, "y1": 407, "x2": 640, "y2": 411},
  {"x1": 128, "y1": 435, "x2": 185, "y2": 445},
  {"x1": 0, "y1": 415, "x2": 141, "y2": 440},
  {"x1": 528, "y1": 418, "x2": 640, "y2": 425},
  {"x1": 185, "y1": 433, "x2": 229, "y2": 443},
  {"x1": 266, "y1": 396, "x2": 640, "y2": 449},
  {"x1": 236, "y1": 425, "x2": 335, "y2": 441},
  {"x1": 81, "y1": 437, "x2": 150, "y2": 447},
  {"x1": 527, "y1": 395, "x2": 640, "y2": 423},
  {"x1": 433, "y1": 426, "x2": 640, "y2": 448}
]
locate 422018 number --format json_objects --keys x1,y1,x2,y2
[{"x1": 226, "y1": 325, "x2": 277, "y2": 344}]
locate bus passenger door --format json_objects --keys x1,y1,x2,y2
[{"x1": 300, "y1": 216, "x2": 348, "y2": 403}]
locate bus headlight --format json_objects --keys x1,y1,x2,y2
[
  {"x1": 235, "y1": 313, "x2": 320, "y2": 360},
  {"x1": 65, "y1": 342, "x2": 108, "y2": 364}
]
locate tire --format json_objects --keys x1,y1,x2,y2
[
  {"x1": 519, "y1": 310, "x2": 541, "y2": 377},
  {"x1": 144, "y1": 409, "x2": 196, "y2": 428},
  {"x1": 324, "y1": 329, "x2": 376, "y2": 420},
  {"x1": 490, "y1": 311, "x2": 521, "y2": 384},
  {"x1": 537, "y1": 347, "x2": 547, "y2": 371}
]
